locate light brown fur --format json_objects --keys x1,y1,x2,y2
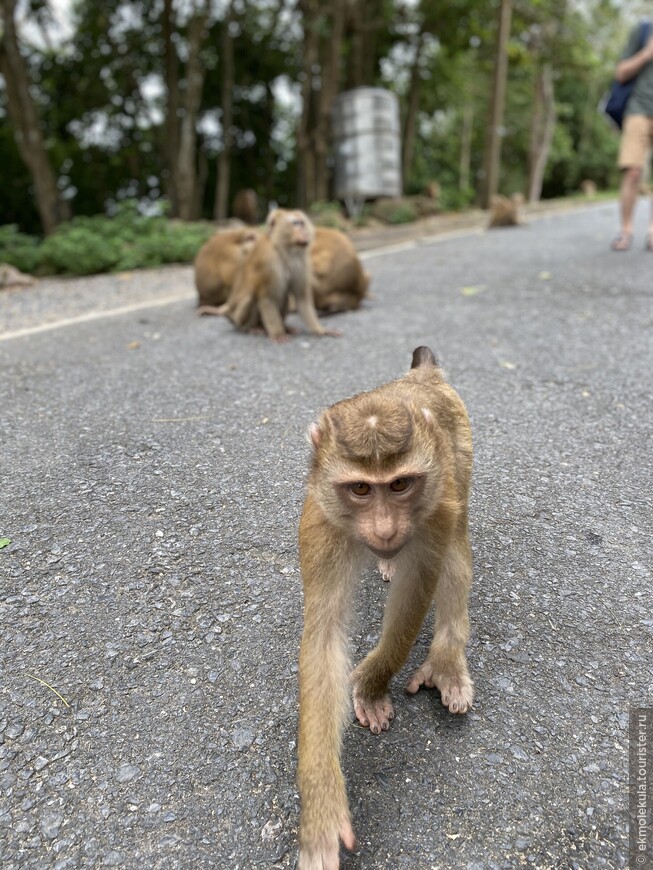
[
  {"x1": 487, "y1": 193, "x2": 524, "y2": 228},
  {"x1": 310, "y1": 227, "x2": 370, "y2": 313},
  {"x1": 297, "y1": 346, "x2": 474, "y2": 868},
  {"x1": 195, "y1": 228, "x2": 259, "y2": 314},
  {"x1": 232, "y1": 188, "x2": 259, "y2": 225},
  {"x1": 218, "y1": 209, "x2": 339, "y2": 342}
]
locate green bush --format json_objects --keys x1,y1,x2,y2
[
  {"x1": 0, "y1": 202, "x2": 216, "y2": 277},
  {"x1": 39, "y1": 224, "x2": 123, "y2": 274},
  {"x1": 368, "y1": 197, "x2": 419, "y2": 224},
  {"x1": 307, "y1": 200, "x2": 348, "y2": 229},
  {"x1": 0, "y1": 225, "x2": 41, "y2": 274}
]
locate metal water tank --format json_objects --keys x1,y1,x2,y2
[{"x1": 332, "y1": 88, "x2": 402, "y2": 215}]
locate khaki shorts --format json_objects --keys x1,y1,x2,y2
[{"x1": 618, "y1": 114, "x2": 653, "y2": 169}]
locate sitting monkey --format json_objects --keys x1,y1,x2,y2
[{"x1": 217, "y1": 209, "x2": 339, "y2": 342}]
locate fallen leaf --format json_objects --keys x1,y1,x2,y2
[
  {"x1": 460, "y1": 285, "x2": 486, "y2": 296},
  {"x1": 0, "y1": 537, "x2": 11, "y2": 549},
  {"x1": 127, "y1": 341, "x2": 140, "y2": 350},
  {"x1": 539, "y1": 271, "x2": 552, "y2": 280},
  {"x1": 500, "y1": 360, "x2": 516, "y2": 369}
]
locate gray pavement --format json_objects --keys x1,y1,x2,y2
[{"x1": 0, "y1": 200, "x2": 651, "y2": 869}]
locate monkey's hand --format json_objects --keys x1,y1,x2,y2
[
  {"x1": 351, "y1": 671, "x2": 395, "y2": 734},
  {"x1": 319, "y1": 328, "x2": 342, "y2": 338},
  {"x1": 406, "y1": 658, "x2": 474, "y2": 714},
  {"x1": 298, "y1": 817, "x2": 356, "y2": 870}
]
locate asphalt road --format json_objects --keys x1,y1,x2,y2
[{"x1": 1, "y1": 201, "x2": 651, "y2": 869}]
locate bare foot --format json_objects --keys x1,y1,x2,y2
[
  {"x1": 406, "y1": 659, "x2": 474, "y2": 714},
  {"x1": 610, "y1": 231, "x2": 633, "y2": 251},
  {"x1": 298, "y1": 818, "x2": 356, "y2": 870},
  {"x1": 377, "y1": 559, "x2": 395, "y2": 582},
  {"x1": 352, "y1": 686, "x2": 395, "y2": 734}
]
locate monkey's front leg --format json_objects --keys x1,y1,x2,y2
[
  {"x1": 406, "y1": 534, "x2": 474, "y2": 714},
  {"x1": 258, "y1": 296, "x2": 291, "y2": 342},
  {"x1": 352, "y1": 568, "x2": 436, "y2": 734},
  {"x1": 298, "y1": 513, "x2": 358, "y2": 867},
  {"x1": 295, "y1": 288, "x2": 341, "y2": 338}
]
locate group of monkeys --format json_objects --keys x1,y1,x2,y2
[
  {"x1": 195, "y1": 211, "x2": 475, "y2": 868},
  {"x1": 194, "y1": 208, "x2": 370, "y2": 342}
]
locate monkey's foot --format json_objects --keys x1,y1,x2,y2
[
  {"x1": 406, "y1": 659, "x2": 474, "y2": 714},
  {"x1": 352, "y1": 686, "x2": 395, "y2": 734},
  {"x1": 298, "y1": 819, "x2": 356, "y2": 870},
  {"x1": 377, "y1": 559, "x2": 395, "y2": 582}
]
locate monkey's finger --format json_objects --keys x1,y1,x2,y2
[
  {"x1": 405, "y1": 663, "x2": 436, "y2": 694},
  {"x1": 340, "y1": 819, "x2": 356, "y2": 851},
  {"x1": 353, "y1": 695, "x2": 395, "y2": 734}
]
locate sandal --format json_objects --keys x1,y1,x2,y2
[{"x1": 611, "y1": 231, "x2": 633, "y2": 251}]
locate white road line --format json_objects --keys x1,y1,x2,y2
[{"x1": 0, "y1": 291, "x2": 194, "y2": 342}]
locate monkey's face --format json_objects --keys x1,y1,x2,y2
[
  {"x1": 267, "y1": 208, "x2": 315, "y2": 248},
  {"x1": 336, "y1": 473, "x2": 427, "y2": 558},
  {"x1": 308, "y1": 397, "x2": 444, "y2": 558}
]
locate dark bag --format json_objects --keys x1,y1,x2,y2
[{"x1": 603, "y1": 20, "x2": 652, "y2": 129}]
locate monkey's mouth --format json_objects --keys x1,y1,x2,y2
[{"x1": 367, "y1": 544, "x2": 402, "y2": 560}]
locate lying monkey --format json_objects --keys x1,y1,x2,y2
[
  {"x1": 310, "y1": 227, "x2": 370, "y2": 313},
  {"x1": 297, "y1": 346, "x2": 474, "y2": 868}
]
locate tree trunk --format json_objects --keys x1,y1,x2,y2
[
  {"x1": 402, "y1": 29, "x2": 425, "y2": 190},
  {"x1": 528, "y1": 62, "x2": 555, "y2": 203},
  {"x1": 162, "y1": 0, "x2": 181, "y2": 214},
  {"x1": 296, "y1": 0, "x2": 319, "y2": 207},
  {"x1": 459, "y1": 99, "x2": 474, "y2": 192},
  {"x1": 0, "y1": 0, "x2": 71, "y2": 234},
  {"x1": 313, "y1": 0, "x2": 345, "y2": 202},
  {"x1": 480, "y1": 0, "x2": 512, "y2": 208},
  {"x1": 176, "y1": 0, "x2": 211, "y2": 221},
  {"x1": 215, "y1": 2, "x2": 235, "y2": 221}
]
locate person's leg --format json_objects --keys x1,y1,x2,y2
[
  {"x1": 614, "y1": 115, "x2": 649, "y2": 249},
  {"x1": 647, "y1": 117, "x2": 653, "y2": 249},
  {"x1": 614, "y1": 166, "x2": 642, "y2": 247}
]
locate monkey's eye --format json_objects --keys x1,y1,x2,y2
[
  {"x1": 389, "y1": 478, "x2": 412, "y2": 493},
  {"x1": 350, "y1": 482, "x2": 371, "y2": 497}
]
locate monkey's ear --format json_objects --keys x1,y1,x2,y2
[
  {"x1": 411, "y1": 346, "x2": 437, "y2": 369},
  {"x1": 308, "y1": 422, "x2": 322, "y2": 449},
  {"x1": 266, "y1": 209, "x2": 280, "y2": 230}
]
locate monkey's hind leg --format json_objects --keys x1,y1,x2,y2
[
  {"x1": 352, "y1": 569, "x2": 435, "y2": 734},
  {"x1": 406, "y1": 535, "x2": 474, "y2": 714}
]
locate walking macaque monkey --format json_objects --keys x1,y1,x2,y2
[
  {"x1": 297, "y1": 346, "x2": 474, "y2": 868},
  {"x1": 310, "y1": 227, "x2": 370, "y2": 313},
  {"x1": 218, "y1": 209, "x2": 339, "y2": 342},
  {"x1": 195, "y1": 228, "x2": 259, "y2": 314},
  {"x1": 487, "y1": 193, "x2": 524, "y2": 228}
]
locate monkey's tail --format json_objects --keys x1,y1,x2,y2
[{"x1": 411, "y1": 346, "x2": 437, "y2": 369}]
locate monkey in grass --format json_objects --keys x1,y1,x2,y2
[
  {"x1": 195, "y1": 227, "x2": 260, "y2": 315},
  {"x1": 297, "y1": 346, "x2": 474, "y2": 868},
  {"x1": 218, "y1": 209, "x2": 340, "y2": 342}
]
